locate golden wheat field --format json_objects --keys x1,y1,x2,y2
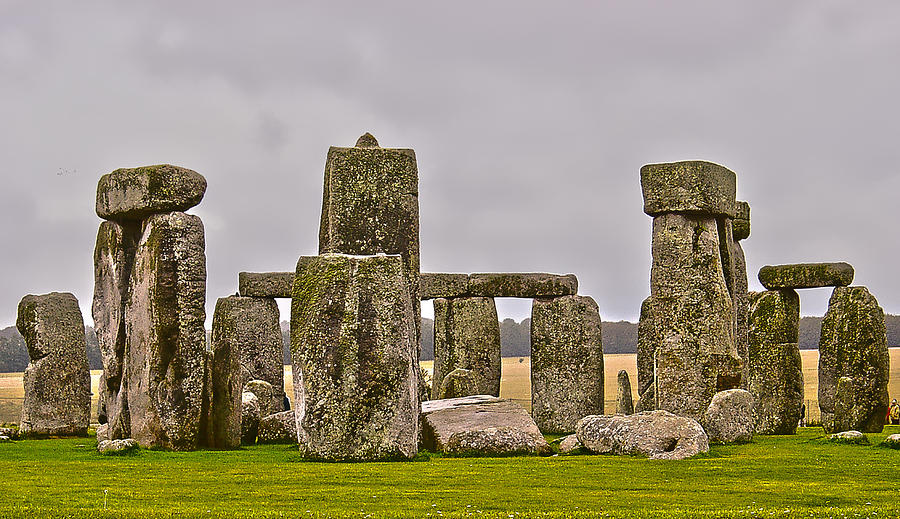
[{"x1": 2, "y1": 349, "x2": 899, "y2": 424}]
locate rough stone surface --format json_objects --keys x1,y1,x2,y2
[
  {"x1": 238, "y1": 272, "x2": 295, "y2": 298},
  {"x1": 318, "y1": 136, "x2": 421, "y2": 341},
  {"x1": 747, "y1": 289, "x2": 803, "y2": 435},
  {"x1": 733, "y1": 201, "x2": 750, "y2": 241},
  {"x1": 240, "y1": 392, "x2": 260, "y2": 445},
  {"x1": 634, "y1": 385, "x2": 655, "y2": 414},
  {"x1": 832, "y1": 376, "x2": 856, "y2": 434},
  {"x1": 640, "y1": 161, "x2": 737, "y2": 218},
  {"x1": 420, "y1": 396, "x2": 549, "y2": 455},
  {"x1": 97, "y1": 438, "x2": 139, "y2": 455},
  {"x1": 96, "y1": 164, "x2": 207, "y2": 221},
  {"x1": 702, "y1": 389, "x2": 754, "y2": 444},
  {"x1": 210, "y1": 296, "x2": 285, "y2": 413},
  {"x1": 558, "y1": 434, "x2": 583, "y2": 454},
  {"x1": 436, "y1": 368, "x2": 478, "y2": 400},
  {"x1": 419, "y1": 273, "x2": 469, "y2": 300},
  {"x1": 92, "y1": 220, "x2": 141, "y2": 438},
  {"x1": 432, "y1": 297, "x2": 501, "y2": 399},
  {"x1": 636, "y1": 297, "x2": 657, "y2": 399},
  {"x1": 291, "y1": 253, "x2": 419, "y2": 460},
  {"x1": 17, "y1": 293, "x2": 91, "y2": 437},
  {"x1": 649, "y1": 213, "x2": 742, "y2": 421},
  {"x1": 95, "y1": 423, "x2": 109, "y2": 442},
  {"x1": 207, "y1": 297, "x2": 246, "y2": 449},
  {"x1": 818, "y1": 286, "x2": 889, "y2": 434},
  {"x1": 576, "y1": 411, "x2": 709, "y2": 460},
  {"x1": 828, "y1": 430, "x2": 869, "y2": 445},
  {"x1": 758, "y1": 262, "x2": 854, "y2": 290},
  {"x1": 257, "y1": 410, "x2": 297, "y2": 444},
  {"x1": 243, "y1": 380, "x2": 278, "y2": 419},
  {"x1": 531, "y1": 295, "x2": 604, "y2": 433},
  {"x1": 731, "y1": 238, "x2": 750, "y2": 389},
  {"x1": 616, "y1": 370, "x2": 634, "y2": 415},
  {"x1": 880, "y1": 433, "x2": 900, "y2": 449},
  {"x1": 125, "y1": 212, "x2": 207, "y2": 450},
  {"x1": 0, "y1": 427, "x2": 18, "y2": 440},
  {"x1": 467, "y1": 273, "x2": 577, "y2": 298}
]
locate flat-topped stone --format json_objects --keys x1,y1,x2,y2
[
  {"x1": 420, "y1": 273, "x2": 469, "y2": 300},
  {"x1": 640, "y1": 161, "x2": 736, "y2": 218},
  {"x1": 96, "y1": 165, "x2": 207, "y2": 221},
  {"x1": 421, "y1": 395, "x2": 500, "y2": 414},
  {"x1": 467, "y1": 273, "x2": 577, "y2": 298},
  {"x1": 238, "y1": 272, "x2": 294, "y2": 298},
  {"x1": 758, "y1": 262, "x2": 854, "y2": 290},
  {"x1": 733, "y1": 201, "x2": 750, "y2": 241}
]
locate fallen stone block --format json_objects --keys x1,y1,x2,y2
[
  {"x1": 828, "y1": 430, "x2": 869, "y2": 445},
  {"x1": 95, "y1": 164, "x2": 207, "y2": 221},
  {"x1": 241, "y1": 392, "x2": 261, "y2": 445},
  {"x1": 640, "y1": 160, "x2": 737, "y2": 218},
  {"x1": 243, "y1": 380, "x2": 278, "y2": 420},
  {"x1": 257, "y1": 411, "x2": 297, "y2": 444},
  {"x1": 880, "y1": 434, "x2": 900, "y2": 449},
  {"x1": 97, "y1": 438, "x2": 139, "y2": 455},
  {"x1": 758, "y1": 262, "x2": 854, "y2": 290},
  {"x1": 702, "y1": 389, "x2": 754, "y2": 444},
  {"x1": 467, "y1": 273, "x2": 577, "y2": 298},
  {"x1": 576, "y1": 411, "x2": 709, "y2": 460}
]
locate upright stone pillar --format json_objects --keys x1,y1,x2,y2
[
  {"x1": 818, "y1": 286, "x2": 889, "y2": 433},
  {"x1": 731, "y1": 201, "x2": 751, "y2": 389},
  {"x1": 640, "y1": 161, "x2": 743, "y2": 421},
  {"x1": 291, "y1": 253, "x2": 419, "y2": 460},
  {"x1": 206, "y1": 297, "x2": 251, "y2": 449},
  {"x1": 530, "y1": 295, "x2": 604, "y2": 433},
  {"x1": 636, "y1": 296, "x2": 658, "y2": 401},
  {"x1": 126, "y1": 211, "x2": 207, "y2": 450},
  {"x1": 431, "y1": 297, "x2": 501, "y2": 399},
  {"x1": 747, "y1": 289, "x2": 803, "y2": 434},
  {"x1": 318, "y1": 133, "x2": 421, "y2": 344},
  {"x1": 16, "y1": 293, "x2": 91, "y2": 437}
]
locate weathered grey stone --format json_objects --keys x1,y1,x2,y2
[
  {"x1": 432, "y1": 297, "x2": 501, "y2": 399},
  {"x1": 436, "y1": 368, "x2": 478, "y2": 400},
  {"x1": 731, "y1": 238, "x2": 750, "y2": 389},
  {"x1": 616, "y1": 370, "x2": 634, "y2": 416},
  {"x1": 733, "y1": 201, "x2": 750, "y2": 241},
  {"x1": 92, "y1": 220, "x2": 140, "y2": 438},
  {"x1": 650, "y1": 213, "x2": 742, "y2": 421},
  {"x1": 531, "y1": 295, "x2": 604, "y2": 433},
  {"x1": 95, "y1": 423, "x2": 109, "y2": 442},
  {"x1": 17, "y1": 293, "x2": 91, "y2": 437},
  {"x1": 238, "y1": 272, "x2": 294, "y2": 298},
  {"x1": 702, "y1": 389, "x2": 754, "y2": 444},
  {"x1": 818, "y1": 286, "x2": 889, "y2": 434},
  {"x1": 636, "y1": 297, "x2": 657, "y2": 399},
  {"x1": 758, "y1": 262, "x2": 854, "y2": 290},
  {"x1": 640, "y1": 161, "x2": 737, "y2": 218},
  {"x1": 828, "y1": 430, "x2": 869, "y2": 445},
  {"x1": 318, "y1": 135, "x2": 420, "y2": 341},
  {"x1": 576, "y1": 411, "x2": 709, "y2": 460},
  {"x1": 467, "y1": 273, "x2": 577, "y2": 298},
  {"x1": 206, "y1": 297, "x2": 246, "y2": 449},
  {"x1": 634, "y1": 385, "x2": 655, "y2": 414},
  {"x1": 97, "y1": 438, "x2": 139, "y2": 455},
  {"x1": 240, "y1": 391, "x2": 260, "y2": 445},
  {"x1": 420, "y1": 396, "x2": 549, "y2": 455},
  {"x1": 748, "y1": 289, "x2": 800, "y2": 345},
  {"x1": 832, "y1": 376, "x2": 856, "y2": 434},
  {"x1": 243, "y1": 380, "x2": 277, "y2": 419},
  {"x1": 558, "y1": 434, "x2": 584, "y2": 454},
  {"x1": 125, "y1": 212, "x2": 207, "y2": 450},
  {"x1": 880, "y1": 433, "x2": 900, "y2": 449},
  {"x1": 419, "y1": 273, "x2": 469, "y2": 300},
  {"x1": 210, "y1": 296, "x2": 285, "y2": 413},
  {"x1": 257, "y1": 410, "x2": 297, "y2": 444},
  {"x1": 96, "y1": 164, "x2": 207, "y2": 221},
  {"x1": 291, "y1": 253, "x2": 419, "y2": 460}
]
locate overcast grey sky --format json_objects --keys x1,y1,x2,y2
[{"x1": 2, "y1": 1, "x2": 898, "y2": 327}]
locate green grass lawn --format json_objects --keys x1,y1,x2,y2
[{"x1": 1, "y1": 427, "x2": 899, "y2": 518}]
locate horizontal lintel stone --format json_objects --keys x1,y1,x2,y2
[
  {"x1": 419, "y1": 273, "x2": 469, "y2": 300},
  {"x1": 467, "y1": 273, "x2": 578, "y2": 298},
  {"x1": 640, "y1": 160, "x2": 737, "y2": 218},
  {"x1": 758, "y1": 262, "x2": 854, "y2": 290}
]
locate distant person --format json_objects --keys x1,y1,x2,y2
[
  {"x1": 890, "y1": 399, "x2": 900, "y2": 425},
  {"x1": 799, "y1": 403, "x2": 806, "y2": 427}
]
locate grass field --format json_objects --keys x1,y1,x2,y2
[
  {"x1": 2, "y1": 349, "x2": 899, "y2": 424},
  {"x1": 0, "y1": 427, "x2": 898, "y2": 518}
]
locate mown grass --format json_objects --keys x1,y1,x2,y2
[{"x1": 1, "y1": 427, "x2": 898, "y2": 518}]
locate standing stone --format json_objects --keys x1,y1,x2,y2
[
  {"x1": 125, "y1": 212, "x2": 207, "y2": 450},
  {"x1": 436, "y1": 368, "x2": 478, "y2": 400},
  {"x1": 291, "y1": 253, "x2": 419, "y2": 460},
  {"x1": 16, "y1": 293, "x2": 91, "y2": 437},
  {"x1": 210, "y1": 296, "x2": 285, "y2": 412},
  {"x1": 206, "y1": 297, "x2": 246, "y2": 449},
  {"x1": 431, "y1": 297, "x2": 501, "y2": 399},
  {"x1": 531, "y1": 295, "x2": 604, "y2": 433},
  {"x1": 818, "y1": 286, "x2": 889, "y2": 433},
  {"x1": 832, "y1": 376, "x2": 856, "y2": 434},
  {"x1": 92, "y1": 220, "x2": 141, "y2": 439},
  {"x1": 616, "y1": 370, "x2": 634, "y2": 415},
  {"x1": 730, "y1": 237, "x2": 750, "y2": 389},
  {"x1": 95, "y1": 164, "x2": 207, "y2": 221},
  {"x1": 636, "y1": 296, "x2": 658, "y2": 400},
  {"x1": 318, "y1": 134, "x2": 421, "y2": 343},
  {"x1": 243, "y1": 380, "x2": 277, "y2": 419},
  {"x1": 747, "y1": 289, "x2": 803, "y2": 435}
]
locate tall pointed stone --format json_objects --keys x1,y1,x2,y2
[{"x1": 431, "y1": 297, "x2": 501, "y2": 399}]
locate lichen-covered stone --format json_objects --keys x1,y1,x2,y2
[
  {"x1": 640, "y1": 161, "x2": 737, "y2": 218},
  {"x1": 531, "y1": 295, "x2": 604, "y2": 433},
  {"x1": 291, "y1": 253, "x2": 419, "y2": 460},
  {"x1": 318, "y1": 136, "x2": 420, "y2": 341},
  {"x1": 733, "y1": 201, "x2": 750, "y2": 241},
  {"x1": 210, "y1": 296, "x2": 285, "y2": 413},
  {"x1": 436, "y1": 368, "x2": 478, "y2": 400},
  {"x1": 125, "y1": 212, "x2": 207, "y2": 450},
  {"x1": 238, "y1": 272, "x2": 295, "y2": 298},
  {"x1": 432, "y1": 297, "x2": 501, "y2": 399},
  {"x1": 832, "y1": 376, "x2": 856, "y2": 434},
  {"x1": 467, "y1": 273, "x2": 577, "y2": 298},
  {"x1": 818, "y1": 286, "x2": 889, "y2": 433},
  {"x1": 240, "y1": 391, "x2": 260, "y2": 445},
  {"x1": 92, "y1": 221, "x2": 141, "y2": 438},
  {"x1": 636, "y1": 297, "x2": 657, "y2": 399},
  {"x1": 243, "y1": 380, "x2": 277, "y2": 419},
  {"x1": 419, "y1": 273, "x2": 469, "y2": 300},
  {"x1": 558, "y1": 434, "x2": 584, "y2": 454},
  {"x1": 748, "y1": 289, "x2": 800, "y2": 345},
  {"x1": 650, "y1": 213, "x2": 742, "y2": 421},
  {"x1": 97, "y1": 438, "x2": 139, "y2": 455},
  {"x1": 731, "y1": 238, "x2": 750, "y2": 389},
  {"x1": 96, "y1": 164, "x2": 207, "y2": 221},
  {"x1": 16, "y1": 293, "x2": 91, "y2": 437},
  {"x1": 616, "y1": 370, "x2": 634, "y2": 416},
  {"x1": 758, "y1": 262, "x2": 854, "y2": 290},
  {"x1": 419, "y1": 396, "x2": 549, "y2": 455},
  {"x1": 257, "y1": 410, "x2": 297, "y2": 444},
  {"x1": 702, "y1": 389, "x2": 754, "y2": 444},
  {"x1": 576, "y1": 411, "x2": 709, "y2": 460},
  {"x1": 206, "y1": 297, "x2": 246, "y2": 449}
]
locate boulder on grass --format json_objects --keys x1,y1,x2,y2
[
  {"x1": 828, "y1": 430, "x2": 868, "y2": 445},
  {"x1": 880, "y1": 434, "x2": 900, "y2": 449},
  {"x1": 241, "y1": 392, "x2": 261, "y2": 445},
  {"x1": 257, "y1": 411, "x2": 297, "y2": 444},
  {"x1": 576, "y1": 410, "x2": 709, "y2": 460},
  {"x1": 98, "y1": 438, "x2": 139, "y2": 455},
  {"x1": 702, "y1": 389, "x2": 754, "y2": 444}
]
